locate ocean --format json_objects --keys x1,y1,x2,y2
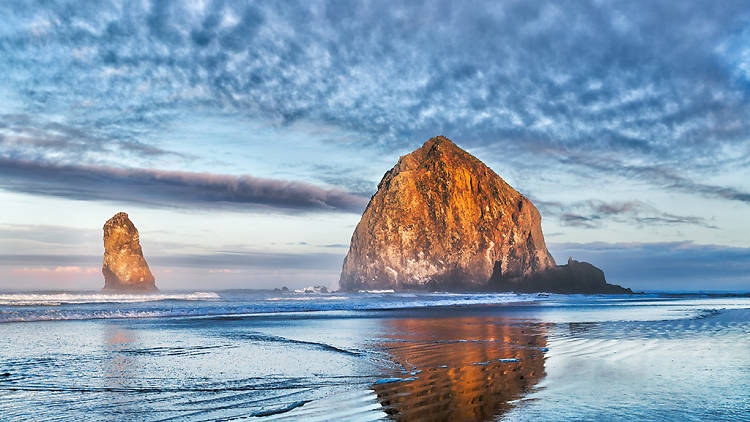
[{"x1": 0, "y1": 290, "x2": 748, "y2": 421}]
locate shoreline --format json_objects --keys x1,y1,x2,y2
[{"x1": 1, "y1": 295, "x2": 747, "y2": 420}]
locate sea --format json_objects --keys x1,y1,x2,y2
[{"x1": 0, "y1": 290, "x2": 748, "y2": 421}]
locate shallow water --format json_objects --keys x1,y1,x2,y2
[{"x1": 0, "y1": 291, "x2": 748, "y2": 421}]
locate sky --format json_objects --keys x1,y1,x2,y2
[{"x1": 1, "y1": 0, "x2": 750, "y2": 291}]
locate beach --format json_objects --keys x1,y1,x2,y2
[{"x1": 0, "y1": 292, "x2": 748, "y2": 421}]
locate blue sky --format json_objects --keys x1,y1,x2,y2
[{"x1": 1, "y1": 0, "x2": 749, "y2": 291}]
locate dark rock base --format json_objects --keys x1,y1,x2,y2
[{"x1": 489, "y1": 258, "x2": 632, "y2": 294}]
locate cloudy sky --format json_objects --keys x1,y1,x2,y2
[{"x1": 1, "y1": 0, "x2": 750, "y2": 291}]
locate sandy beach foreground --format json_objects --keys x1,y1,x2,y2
[{"x1": 0, "y1": 292, "x2": 748, "y2": 421}]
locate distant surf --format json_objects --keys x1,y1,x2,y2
[
  {"x1": 0, "y1": 291, "x2": 541, "y2": 323},
  {"x1": 0, "y1": 291, "x2": 220, "y2": 306},
  {"x1": 3, "y1": 290, "x2": 729, "y2": 324},
  {"x1": 359, "y1": 289, "x2": 396, "y2": 293}
]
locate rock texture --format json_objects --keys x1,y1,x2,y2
[
  {"x1": 339, "y1": 136, "x2": 630, "y2": 293},
  {"x1": 102, "y1": 212, "x2": 157, "y2": 291}
]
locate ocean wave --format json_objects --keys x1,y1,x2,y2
[
  {"x1": 0, "y1": 291, "x2": 542, "y2": 323},
  {"x1": 0, "y1": 291, "x2": 220, "y2": 306},
  {"x1": 0, "y1": 310, "x2": 175, "y2": 323},
  {"x1": 265, "y1": 296, "x2": 349, "y2": 301}
]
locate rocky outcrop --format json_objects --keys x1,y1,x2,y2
[
  {"x1": 102, "y1": 212, "x2": 156, "y2": 291},
  {"x1": 339, "y1": 136, "x2": 630, "y2": 294},
  {"x1": 490, "y1": 258, "x2": 632, "y2": 294}
]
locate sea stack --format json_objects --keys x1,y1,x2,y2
[
  {"x1": 339, "y1": 136, "x2": 630, "y2": 293},
  {"x1": 102, "y1": 212, "x2": 157, "y2": 291}
]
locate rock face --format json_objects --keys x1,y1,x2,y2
[
  {"x1": 339, "y1": 136, "x2": 631, "y2": 294},
  {"x1": 102, "y1": 212, "x2": 157, "y2": 291}
]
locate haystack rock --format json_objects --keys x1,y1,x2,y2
[
  {"x1": 339, "y1": 136, "x2": 631, "y2": 294},
  {"x1": 102, "y1": 212, "x2": 157, "y2": 291}
]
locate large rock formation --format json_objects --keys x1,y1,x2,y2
[
  {"x1": 102, "y1": 212, "x2": 157, "y2": 291},
  {"x1": 339, "y1": 136, "x2": 631, "y2": 294}
]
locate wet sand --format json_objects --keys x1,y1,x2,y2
[{"x1": 0, "y1": 294, "x2": 748, "y2": 421}]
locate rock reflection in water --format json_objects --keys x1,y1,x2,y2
[
  {"x1": 373, "y1": 317, "x2": 547, "y2": 421},
  {"x1": 101, "y1": 324, "x2": 141, "y2": 409}
]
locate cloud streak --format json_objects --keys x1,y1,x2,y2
[
  {"x1": 0, "y1": 251, "x2": 344, "y2": 271},
  {"x1": 536, "y1": 199, "x2": 716, "y2": 229},
  {"x1": 0, "y1": 113, "x2": 187, "y2": 163},
  {"x1": 0, "y1": 156, "x2": 368, "y2": 213},
  {"x1": 556, "y1": 154, "x2": 750, "y2": 206}
]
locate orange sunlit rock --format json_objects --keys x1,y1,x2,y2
[
  {"x1": 102, "y1": 212, "x2": 157, "y2": 291},
  {"x1": 340, "y1": 136, "x2": 555, "y2": 291}
]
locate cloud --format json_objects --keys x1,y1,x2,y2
[
  {"x1": 536, "y1": 199, "x2": 716, "y2": 229},
  {"x1": 0, "y1": 251, "x2": 346, "y2": 289},
  {"x1": 555, "y1": 154, "x2": 750, "y2": 206},
  {"x1": 0, "y1": 224, "x2": 96, "y2": 244},
  {"x1": 0, "y1": 250, "x2": 344, "y2": 271},
  {"x1": 208, "y1": 268, "x2": 240, "y2": 273},
  {"x1": 10, "y1": 266, "x2": 98, "y2": 274},
  {"x1": 0, "y1": 156, "x2": 368, "y2": 213},
  {"x1": 2, "y1": 1, "x2": 750, "y2": 157},
  {"x1": 0, "y1": 113, "x2": 187, "y2": 164},
  {"x1": 1, "y1": 0, "x2": 750, "y2": 225},
  {"x1": 304, "y1": 164, "x2": 378, "y2": 196}
]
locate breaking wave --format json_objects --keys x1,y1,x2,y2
[
  {"x1": 0, "y1": 292, "x2": 220, "y2": 306},
  {"x1": 0, "y1": 291, "x2": 544, "y2": 323},
  {"x1": 265, "y1": 296, "x2": 350, "y2": 301},
  {"x1": 359, "y1": 289, "x2": 396, "y2": 293}
]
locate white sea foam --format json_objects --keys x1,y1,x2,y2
[
  {"x1": 0, "y1": 310, "x2": 173, "y2": 323},
  {"x1": 0, "y1": 291, "x2": 542, "y2": 323},
  {"x1": 359, "y1": 289, "x2": 396, "y2": 293},
  {"x1": 265, "y1": 296, "x2": 349, "y2": 301},
  {"x1": 0, "y1": 291, "x2": 220, "y2": 306},
  {"x1": 293, "y1": 286, "x2": 330, "y2": 294}
]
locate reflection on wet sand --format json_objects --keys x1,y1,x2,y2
[
  {"x1": 102, "y1": 325, "x2": 137, "y2": 393},
  {"x1": 373, "y1": 317, "x2": 547, "y2": 421}
]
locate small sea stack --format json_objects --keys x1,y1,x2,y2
[
  {"x1": 339, "y1": 136, "x2": 630, "y2": 294},
  {"x1": 102, "y1": 212, "x2": 157, "y2": 292}
]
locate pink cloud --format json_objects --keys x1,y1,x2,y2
[
  {"x1": 11, "y1": 266, "x2": 99, "y2": 274},
  {"x1": 208, "y1": 268, "x2": 241, "y2": 273}
]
